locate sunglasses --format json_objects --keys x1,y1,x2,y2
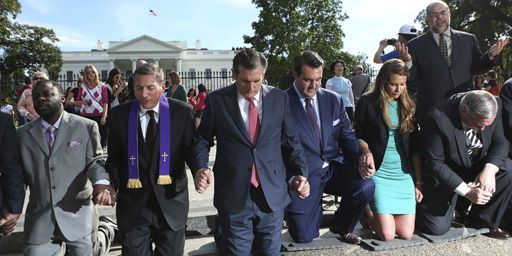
[{"x1": 33, "y1": 77, "x2": 45, "y2": 81}]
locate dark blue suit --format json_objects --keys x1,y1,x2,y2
[
  {"x1": 285, "y1": 86, "x2": 374, "y2": 243},
  {"x1": 192, "y1": 84, "x2": 308, "y2": 255},
  {"x1": 0, "y1": 113, "x2": 25, "y2": 215}
]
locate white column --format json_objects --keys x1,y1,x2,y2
[
  {"x1": 154, "y1": 58, "x2": 160, "y2": 67},
  {"x1": 131, "y1": 59, "x2": 137, "y2": 72},
  {"x1": 109, "y1": 59, "x2": 115, "y2": 70},
  {"x1": 176, "y1": 58, "x2": 182, "y2": 72}
]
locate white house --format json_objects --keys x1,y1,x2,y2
[{"x1": 59, "y1": 35, "x2": 236, "y2": 90}]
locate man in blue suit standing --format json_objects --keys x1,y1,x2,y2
[
  {"x1": 192, "y1": 48, "x2": 310, "y2": 255},
  {"x1": 285, "y1": 51, "x2": 375, "y2": 244}
]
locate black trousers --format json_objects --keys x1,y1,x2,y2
[
  {"x1": 120, "y1": 193, "x2": 185, "y2": 256},
  {"x1": 417, "y1": 170, "x2": 512, "y2": 235}
]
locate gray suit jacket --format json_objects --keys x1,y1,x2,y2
[
  {"x1": 408, "y1": 29, "x2": 495, "y2": 119},
  {"x1": 17, "y1": 112, "x2": 109, "y2": 244}
]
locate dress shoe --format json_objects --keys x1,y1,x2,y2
[
  {"x1": 485, "y1": 228, "x2": 510, "y2": 240},
  {"x1": 329, "y1": 225, "x2": 362, "y2": 244}
]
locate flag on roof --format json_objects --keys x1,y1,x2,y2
[{"x1": 149, "y1": 9, "x2": 159, "y2": 16}]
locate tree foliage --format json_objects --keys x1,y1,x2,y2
[
  {"x1": 244, "y1": 0, "x2": 359, "y2": 88},
  {"x1": 415, "y1": 0, "x2": 512, "y2": 78},
  {"x1": 1, "y1": 0, "x2": 62, "y2": 98}
]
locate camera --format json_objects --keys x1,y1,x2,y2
[{"x1": 386, "y1": 38, "x2": 398, "y2": 45}]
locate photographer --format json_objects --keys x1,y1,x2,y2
[{"x1": 373, "y1": 24, "x2": 418, "y2": 64}]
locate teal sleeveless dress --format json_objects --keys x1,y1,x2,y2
[{"x1": 370, "y1": 101, "x2": 415, "y2": 214}]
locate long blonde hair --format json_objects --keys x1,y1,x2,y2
[
  {"x1": 367, "y1": 59, "x2": 415, "y2": 133},
  {"x1": 83, "y1": 64, "x2": 101, "y2": 86}
]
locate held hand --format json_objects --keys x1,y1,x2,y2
[
  {"x1": 100, "y1": 117, "x2": 107, "y2": 125},
  {"x1": 358, "y1": 151, "x2": 375, "y2": 179},
  {"x1": 396, "y1": 42, "x2": 411, "y2": 62},
  {"x1": 488, "y1": 36, "x2": 509, "y2": 59},
  {"x1": 465, "y1": 186, "x2": 492, "y2": 205},
  {"x1": 194, "y1": 168, "x2": 213, "y2": 194},
  {"x1": 0, "y1": 213, "x2": 21, "y2": 236},
  {"x1": 415, "y1": 185, "x2": 424, "y2": 203},
  {"x1": 93, "y1": 185, "x2": 117, "y2": 206},
  {"x1": 291, "y1": 175, "x2": 310, "y2": 199},
  {"x1": 474, "y1": 167, "x2": 496, "y2": 193}
]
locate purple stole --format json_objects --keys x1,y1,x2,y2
[{"x1": 127, "y1": 95, "x2": 172, "y2": 188}]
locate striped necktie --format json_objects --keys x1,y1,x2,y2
[
  {"x1": 439, "y1": 33, "x2": 450, "y2": 65},
  {"x1": 465, "y1": 129, "x2": 482, "y2": 156}
]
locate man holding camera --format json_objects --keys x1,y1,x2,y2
[{"x1": 373, "y1": 24, "x2": 418, "y2": 64}]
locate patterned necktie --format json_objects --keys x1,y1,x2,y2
[
  {"x1": 247, "y1": 98, "x2": 260, "y2": 188},
  {"x1": 146, "y1": 110, "x2": 157, "y2": 154},
  {"x1": 305, "y1": 98, "x2": 321, "y2": 145},
  {"x1": 439, "y1": 33, "x2": 450, "y2": 65},
  {"x1": 46, "y1": 126, "x2": 56, "y2": 151},
  {"x1": 465, "y1": 129, "x2": 482, "y2": 156}
]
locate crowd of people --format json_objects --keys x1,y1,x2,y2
[{"x1": 2, "y1": 1, "x2": 512, "y2": 255}]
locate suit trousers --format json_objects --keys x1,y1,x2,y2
[
  {"x1": 120, "y1": 192, "x2": 185, "y2": 256},
  {"x1": 286, "y1": 163, "x2": 374, "y2": 243},
  {"x1": 417, "y1": 170, "x2": 512, "y2": 235},
  {"x1": 24, "y1": 224, "x2": 92, "y2": 256},
  {"x1": 216, "y1": 186, "x2": 283, "y2": 256}
]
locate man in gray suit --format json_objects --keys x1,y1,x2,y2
[
  {"x1": 398, "y1": 0, "x2": 508, "y2": 120},
  {"x1": 17, "y1": 80, "x2": 116, "y2": 255}
]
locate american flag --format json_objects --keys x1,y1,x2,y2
[{"x1": 149, "y1": 9, "x2": 159, "y2": 16}]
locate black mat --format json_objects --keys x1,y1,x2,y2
[
  {"x1": 419, "y1": 227, "x2": 489, "y2": 243},
  {"x1": 361, "y1": 234, "x2": 429, "y2": 251}
]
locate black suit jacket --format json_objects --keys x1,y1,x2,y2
[
  {"x1": 420, "y1": 93, "x2": 511, "y2": 191},
  {"x1": 354, "y1": 94, "x2": 417, "y2": 171},
  {"x1": 408, "y1": 29, "x2": 495, "y2": 119},
  {"x1": 0, "y1": 113, "x2": 25, "y2": 214},
  {"x1": 106, "y1": 98, "x2": 195, "y2": 232},
  {"x1": 191, "y1": 84, "x2": 307, "y2": 214},
  {"x1": 499, "y1": 78, "x2": 512, "y2": 158}
]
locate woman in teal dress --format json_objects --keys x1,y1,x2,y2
[{"x1": 355, "y1": 59, "x2": 423, "y2": 241}]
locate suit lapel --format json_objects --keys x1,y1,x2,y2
[
  {"x1": 288, "y1": 86, "x2": 321, "y2": 150},
  {"x1": 259, "y1": 84, "x2": 272, "y2": 137},
  {"x1": 450, "y1": 29, "x2": 460, "y2": 66},
  {"x1": 28, "y1": 118, "x2": 50, "y2": 156},
  {"x1": 426, "y1": 31, "x2": 450, "y2": 66},
  {"x1": 451, "y1": 111, "x2": 471, "y2": 167},
  {"x1": 316, "y1": 89, "x2": 329, "y2": 145},
  {"x1": 51, "y1": 112, "x2": 73, "y2": 154},
  {"x1": 225, "y1": 84, "x2": 252, "y2": 145}
]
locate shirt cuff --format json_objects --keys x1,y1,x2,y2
[
  {"x1": 454, "y1": 182, "x2": 470, "y2": 196},
  {"x1": 94, "y1": 179, "x2": 110, "y2": 185},
  {"x1": 406, "y1": 60, "x2": 413, "y2": 69},
  {"x1": 485, "y1": 163, "x2": 499, "y2": 173}
]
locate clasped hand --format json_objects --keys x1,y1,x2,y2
[{"x1": 93, "y1": 184, "x2": 117, "y2": 206}]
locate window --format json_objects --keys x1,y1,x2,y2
[
  {"x1": 66, "y1": 71, "x2": 73, "y2": 82},
  {"x1": 205, "y1": 68, "x2": 212, "y2": 79},
  {"x1": 221, "y1": 68, "x2": 228, "y2": 79},
  {"x1": 189, "y1": 69, "x2": 196, "y2": 79},
  {"x1": 101, "y1": 70, "x2": 108, "y2": 82}
]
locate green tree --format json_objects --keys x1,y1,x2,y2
[
  {"x1": 415, "y1": 0, "x2": 512, "y2": 78},
  {"x1": 244, "y1": 0, "x2": 358, "y2": 88},
  {"x1": 0, "y1": 0, "x2": 62, "y2": 98}
]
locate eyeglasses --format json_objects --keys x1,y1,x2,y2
[
  {"x1": 428, "y1": 10, "x2": 449, "y2": 18},
  {"x1": 33, "y1": 77, "x2": 45, "y2": 81}
]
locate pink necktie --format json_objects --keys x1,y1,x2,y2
[
  {"x1": 248, "y1": 98, "x2": 260, "y2": 188},
  {"x1": 46, "y1": 126, "x2": 56, "y2": 151}
]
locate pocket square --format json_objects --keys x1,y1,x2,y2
[
  {"x1": 67, "y1": 140, "x2": 81, "y2": 148},
  {"x1": 333, "y1": 119, "x2": 340, "y2": 126}
]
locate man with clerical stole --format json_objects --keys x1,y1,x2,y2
[{"x1": 106, "y1": 63, "x2": 196, "y2": 255}]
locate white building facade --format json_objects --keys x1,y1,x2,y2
[{"x1": 59, "y1": 35, "x2": 235, "y2": 90}]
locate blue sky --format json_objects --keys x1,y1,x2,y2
[{"x1": 16, "y1": 0, "x2": 432, "y2": 67}]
